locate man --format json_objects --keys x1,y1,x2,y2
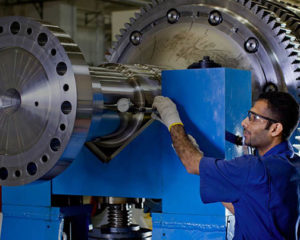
[{"x1": 152, "y1": 91, "x2": 300, "y2": 240}]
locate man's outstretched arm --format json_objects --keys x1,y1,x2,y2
[
  {"x1": 152, "y1": 96, "x2": 203, "y2": 175},
  {"x1": 170, "y1": 125, "x2": 203, "y2": 175},
  {"x1": 153, "y1": 96, "x2": 235, "y2": 214}
]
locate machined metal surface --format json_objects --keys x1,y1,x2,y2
[
  {"x1": 0, "y1": 17, "x2": 162, "y2": 185},
  {"x1": 86, "y1": 63, "x2": 161, "y2": 162},
  {"x1": 0, "y1": 16, "x2": 93, "y2": 186},
  {"x1": 107, "y1": 0, "x2": 300, "y2": 151}
]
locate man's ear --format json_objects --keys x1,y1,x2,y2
[{"x1": 270, "y1": 122, "x2": 283, "y2": 137}]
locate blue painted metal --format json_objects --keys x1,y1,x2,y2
[
  {"x1": 1, "y1": 68, "x2": 251, "y2": 240},
  {"x1": 52, "y1": 121, "x2": 164, "y2": 198},
  {"x1": 151, "y1": 68, "x2": 251, "y2": 239},
  {"x1": 2, "y1": 181, "x2": 51, "y2": 206},
  {"x1": 1, "y1": 205, "x2": 62, "y2": 240}
]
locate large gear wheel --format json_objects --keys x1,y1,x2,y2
[{"x1": 107, "y1": 0, "x2": 300, "y2": 152}]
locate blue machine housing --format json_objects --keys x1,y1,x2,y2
[{"x1": 1, "y1": 68, "x2": 251, "y2": 240}]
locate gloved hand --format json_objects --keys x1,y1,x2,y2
[{"x1": 152, "y1": 96, "x2": 183, "y2": 131}]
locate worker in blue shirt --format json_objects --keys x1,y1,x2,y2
[{"x1": 152, "y1": 91, "x2": 300, "y2": 240}]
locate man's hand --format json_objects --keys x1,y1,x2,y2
[{"x1": 152, "y1": 96, "x2": 183, "y2": 131}]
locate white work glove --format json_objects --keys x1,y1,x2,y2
[{"x1": 152, "y1": 96, "x2": 183, "y2": 131}]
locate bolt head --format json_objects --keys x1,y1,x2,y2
[
  {"x1": 130, "y1": 31, "x2": 142, "y2": 46},
  {"x1": 244, "y1": 37, "x2": 259, "y2": 53},
  {"x1": 167, "y1": 9, "x2": 180, "y2": 24},
  {"x1": 208, "y1": 10, "x2": 223, "y2": 26}
]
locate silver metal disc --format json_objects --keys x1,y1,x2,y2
[{"x1": 0, "y1": 17, "x2": 93, "y2": 186}]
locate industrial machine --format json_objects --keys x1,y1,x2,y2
[{"x1": 0, "y1": 0, "x2": 300, "y2": 239}]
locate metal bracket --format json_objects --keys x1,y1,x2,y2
[{"x1": 85, "y1": 119, "x2": 154, "y2": 163}]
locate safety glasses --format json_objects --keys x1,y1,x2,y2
[{"x1": 247, "y1": 111, "x2": 279, "y2": 123}]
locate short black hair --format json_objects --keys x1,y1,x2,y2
[{"x1": 258, "y1": 91, "x2": 299, "y2": 140}]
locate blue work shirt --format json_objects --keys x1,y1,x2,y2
[{"x1": 200, "y1": 141, "x2": 300, "y2": 240}]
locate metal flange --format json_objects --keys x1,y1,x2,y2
[{"x1": 0, "y1": 17, "x2": 93, "y2": 186}]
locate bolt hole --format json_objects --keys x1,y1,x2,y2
[
  {"x1": 37, "y1": 32, "x2": 48, "y2": 47},
  {"x1": 10, "y1": 21, "x2": 20, "y2": 35},
  {"x1": 15, "y1": 170, "x2": 21, "y2": 177},
  {"x1": 51, "y1": 49, "x2": 56, "y2": 56},
  {"x1": 35, "y1": 101, "x2": 39, "y2": 107},
  {"x1": 27, "y1": 162, "x2": 37, "y2": 176},
  {"x1": 60, "y1": 124, "x2": 66, "y2": 131},
  {"x1": 27, "y1": 28, "x2": 32, "y2": 35},
  {"x1": 50, "y1": 138, "x2": 61, "y2": 152},
  {"x1": 41, "y1": 155, "x2": 48, "y2": 163},
  {"x1": 63, "y1": 84, "x2": 69, "y2": 92},
  {"x1": 0, "y1": 167, "x2": 8, "y2": 180},
  {"x1": 61, "y1": 101, "x2": 72, "y2": 115},
  {"x1": 0, "y1": 26, "x2": 3, "y2": 33},
  {"x1": 56, "y1": 62, "x2": 67, "y2": 76}
]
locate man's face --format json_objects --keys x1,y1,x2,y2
[{"x1": 241, "y1": 100, "x2": 275, "y2": 148}]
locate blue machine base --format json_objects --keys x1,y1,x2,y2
[{"x1": 153, "y1": 213, "x2": 226, "y2": 240}]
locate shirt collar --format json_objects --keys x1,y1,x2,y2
[{"x1": 262, "y1": 141, "x2": 294, "y2": 158}]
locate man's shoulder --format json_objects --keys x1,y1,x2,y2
[
  {"x1": 230, "y1": 154, "x2": 262, "y2": 165},
  {"x1": 229, "y1": 155, "x2": 266, "y2": 180}
]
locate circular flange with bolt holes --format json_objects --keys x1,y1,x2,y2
[
  {"x1": 107, "y1": 0, "x2": 300, "y2": 103},
  {"x1": 0, "y1": 16, "x2": 93, "y2": 186},
  {"x1": 106, "y1": 0, "x2": 300, "y2": 153}
]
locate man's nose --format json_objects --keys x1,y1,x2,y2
[{"x1": 241, "y1": 117, "x2": 248, "y2": 128}]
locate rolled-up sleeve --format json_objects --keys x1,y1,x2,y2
[{"x1": 199, "y1": 155, "x2": 255, "y2": 203}]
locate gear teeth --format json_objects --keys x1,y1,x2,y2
[
  {"x1": 287, "y1": 17, "x2": 299, "y2": 30},
  {"x1": 143, "y1": 4, "x2": 152, "y2": 12},
  {"x1": 280, "y1": 13, "x2": 294, "y2": 22},
  {"x1": 295, "y1": 24, "x2": 300, "y2": 33},
  {"x1": 292, "y1": 59, "x2": 300, "y2": 65},
  {"x1": 244, "y1": 0, "x2": 254, "y2": 9},
  {"x1": 271, "y1": 22, "x2": 282, "y2": 35},
  {"x1": 134, "y1": 12, "x2": 141, "y2": 19},
  {"x1": 257, "y1": 9, "x2": 272, "y2": 20},
  {"x1": 151, "y1": 0, "x2": 158, "y2": 6},
  {"x1": 140, "y1": 7, "x2": 146, "y2": 14},
  {"x1": 281, "y1": 36, "x2": 291, "y2": 43},
  {"x1": 254, "y1": 4, "x2": 268, "y2": 15},
  {"x1": 129, "y1": 17, "x2": 136, "y2": 24},
  {"x1": 112, "y1": 41, "x2": 118, "y2": 49},
  {"x1": 115, "y1": 34, "x2": 122, "y2": 41},
  {"x1": 286, "y1": 43, "x2": 295, "y2": 50},
  {"x1": 289, "y1": 51, "x2": 300, "y2": 57},
  {"x1": 261, "y1": 12, "x2": 276, "y2": 24},
  {"x1": 276, "y1": 29, "x2": 287, "y2": 37},
  {"x1": 124, "y1": 23, "x2": 131, "y2": 29},
  {"x1": 240, "y1": 0, "x2": 250, "y2": 6},
  {"x1": 250, "y1": 4, "x2": 260, "y2": 14},
  {"x1": 120, "y1": 28, "x2": 126, "y2": 35},
  {"x1": 294, "y1": 68, "x2": 300, "y2": 73},
  {"x1": 267, "y1": 16, "x2": 276, "y2": 24}
]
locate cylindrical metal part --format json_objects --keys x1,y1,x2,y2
[
  {"x1": 87, "y1": 63, "x2": 161, "y2": 148},
  {"x1": 0, "y1": 17, "x2": 161, "y2": 186}
]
